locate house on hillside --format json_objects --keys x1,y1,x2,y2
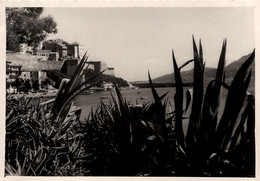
[
  {"x1": 37, "y1": 50, "x2": 59, "y2": 61},
  {"x1": 48, "y1": 52, "x2": 59, "y2": 61},
  {"x1": 43, "y1": 39, "x2": 85, "y2": 60},
  {"x1": 6, "y1": 62, "x2": 22, "y2": 93},
  {"x1": 67, "y1": 42, "x2": 85, "y2": 59},
  {"x1": 19, "y1": 43, "x2": 34, "y2": 54},
  {"x1": 37, "y1": 50, "x2": 51, "y2": 61},
  {"x1": 42, "y1": 39, "x2": 68, "y2": 59}
]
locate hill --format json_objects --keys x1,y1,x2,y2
[
  {"x1": 84, "y1": 69, "x2": 129, "y2": 87},
  {"x1": 151, "y1": 53, "x2": 254, "y2": 84}
]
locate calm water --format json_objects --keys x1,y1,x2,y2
[
  {"x1": 74, "y1": 87, "x2": 180, "y2": 119},
  {"x1": 74, "y1": 87, "x2": 194, "y2": 133},
  {"x1": 73, "y1": 86, "x2": 234, "y2": 134}
]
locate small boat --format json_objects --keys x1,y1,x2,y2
[
  {"x1": 140, "y1": 97, "x2": 148, "y2": 100},
  {"x1": 100, "y1": 96, "x2": 109, "y2": 99},
  {"x1": 93, "y1": 87, "x2": 106, "y2": 91},
  {"x1": 81, "y1": 90, "x2": 94, "y2": 95}
]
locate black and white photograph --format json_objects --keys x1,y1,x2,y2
[{"x1": 2, "y1": 2, "x2": 258, "y2": 178}]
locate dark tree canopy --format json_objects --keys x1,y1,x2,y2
[{"x1": 6, "y1": 7, "x2": 58, "y2": 52}]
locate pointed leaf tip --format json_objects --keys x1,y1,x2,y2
[{"x1": 148, "y1": 71, "x2": 160, "y2": 102}]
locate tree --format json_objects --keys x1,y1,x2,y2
[{"x1": 6, "y1": 7, "x2": 58, "y2": 52}]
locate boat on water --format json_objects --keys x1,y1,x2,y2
[
  {"x1": 93, "y1": 87, "x2": 107, "y2": 91},
  {"x1": 81, "y1": 90, "x2": 94, "y2": 95},
  {"x1": 140, "y1": 97, "x2": 148, "y2": 100},
  {"x1": 100, "y1": 96, "x2": 109, "y2": 99}
]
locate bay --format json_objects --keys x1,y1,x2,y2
[
  {"x1": 74, "y1": 87, "x2": 179, "y2": 119},
  {"x1": 74, "y1": 86, "x2": 230, "y2": 135}
]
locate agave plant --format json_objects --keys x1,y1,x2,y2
[
  {"x1": 5, "y1": 39, "x2": 255, "y2": 176},
  {"x1": 166, "y1": 36, "x2": 255, "y2": 176},
  {"x1": 5, "y1": 52, "x2": 108, "y2": 176}
]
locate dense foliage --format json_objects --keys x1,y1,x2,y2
[
  {"x1": 6, "y1": 7, "x2": 57, "y2": 51},
  {"x1": 84, "y1": 69, "x2": 129, "y2": 87},
  {"x1": 5, "y1": 39, "x2": 255, "y2": 176}
]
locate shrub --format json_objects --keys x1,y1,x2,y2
[
  {"x1": 5, "y1": 53, "x2": 107, "y2": 176},
  {"x1": 5, "y1": 38, "x2": 255, "y2": 176},
  {"x1": 76, "y1": 37, "x2": 255, "y2": 176}
]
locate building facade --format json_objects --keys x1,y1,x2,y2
[
  {"x1": 42, "y1": 39, "x2": 68, "y2": 59},
  {"x1": 37, "y1": 50, "x2": 51, "y2": 61},
  {"x1": 6, "y1": 63, "x2": 22, "y2": 83},
  {"x1": 19, "y1": 43, "x2": 34, "y2": 54},
  {"x1": 86, "y1": 61, "x2": 115, "y2": 76},
  {"x1": 43, "y1": 39, "x2": 85, "y2": 60}
]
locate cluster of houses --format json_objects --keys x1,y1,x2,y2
[{"x1": 6, "y1": 39, "x2": 115, "y2": 94}]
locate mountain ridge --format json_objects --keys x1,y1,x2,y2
[{"x1": 150, "y1": 53, "x2": 254, "y2": 84}]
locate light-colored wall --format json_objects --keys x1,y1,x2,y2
[
  {"x1": 20, "y1": 43, "x2": 33, "y2": 54},
  {"x1": 37, "y1": 53, "x2": 49, "y2": 61},
  {"x1": 104, "y1": 68, "x2": 115, "y2": 76},
  {"x1": 79, "y1": 45, "x2": 85, "y2": 58}
]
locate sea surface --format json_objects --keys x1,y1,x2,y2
[
  {"x1": 74, "y1": 87, "x2": 194, "y2": 133},
  {"x1": 74, "y1": 87, "x2": 182, "y2": 119},
  {"x1": 73, "y1": 86, "x2": 235, "y2": 134}
]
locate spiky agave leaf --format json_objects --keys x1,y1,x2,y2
[
  {"x1": 244, "y1": 94, "x2": 255, "y2": 176},
  {"x1": 5, "y1": 162, "x2": 20, "y2": 176},
  {"x1": 225, "y1": 93, "x2": 255, "y2": 177},
  {"x1": 199, "y1": 39, "x2": 203, "y2": 64},
  {"x1": 66, "y1": 53, "x2": 88, "y2": 93},
  {"x1": 114, "y1": 83, "x2": 125, "y2": 115},
  {"x1": 148, "y1": 71, "x2": 160, "y2": 103},
  {"x1": 221, "y1": 70, "x2": 253, "y2": 151},
  {"x1": 100, "y1": 101, "x2": 115, "y2": 125},
  {"x1": 57, "y1": 79, "x2": 108, "y2": 125},
  {"x1": 246, "y1": 94, "x2": 255, "y2": 142},
  {"x1": 113, "y1": 84, "x2": 133, "y2": 150},
  {"x1": 184, "y1": 89, "x2": 192, "y2": 114},
  {"x1": 200, "y1": 40, "x2": 227, "y2": 142},
  {"x1": 216, "y1": 39, "x2": 227, "y2": 81},
  {"x1": 53, "y1": 52, "x2": 88, "y2": 115},
  {"x1": 178, "y1": 59, "x2": 194, "y2": 71},
  {"x1": 68, "y1": 68, "x2": 108, "y2": 98},
  {"x1": 216, "y1": 50, "x2": 254, "y2": 151},
  {"x1": 148, "y1": 71, "x2": 168, "y2": 103},
  {"x1": 109, "y1": 90, "x2": 121, "y2": 115},
  {"x1": 147, "y1": 71, "x2": 169, "y2": 142},
  {"x1": 230, "y1": 50, "x2": 255, "y2": 91},
  {"x1": 228, "y1": 97, "x2": 250, "y2": 151},
  {"x1": 186, "y1": 36, "x2": 205, "y2": 148},
  {"x1": 172, "y1": 49, "x2": 184, "y2": 147}
]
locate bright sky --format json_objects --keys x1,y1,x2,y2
[{"x1": 42, "y1": 7, "x2": 254, "y2": 82}]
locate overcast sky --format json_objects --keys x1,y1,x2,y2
[{"x1": 42, "y1": 7, "x2": 254, "y2": 81}]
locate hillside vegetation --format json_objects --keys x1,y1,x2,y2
[{"x1": 84, "y1": 69, "x2": 129, "y2": 87}]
